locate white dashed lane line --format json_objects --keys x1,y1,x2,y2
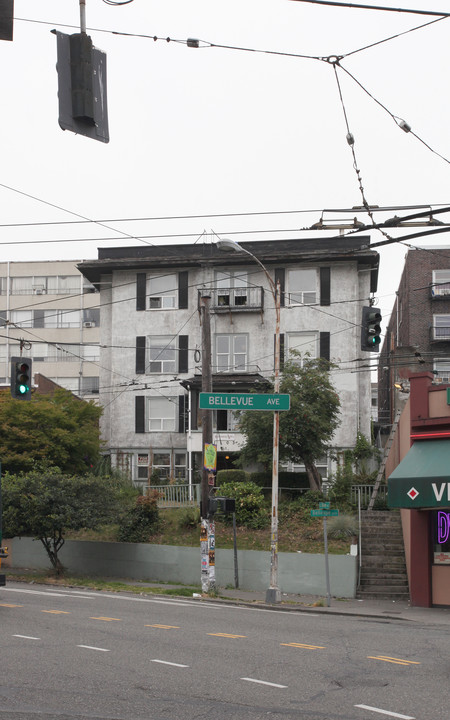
[
  {"x1": 355, "y1": 704, "x2": 415, "y2": 719},
  {"x1": 241, "y1": 677, "x2": 287, "y2": 689},
  {"x1": 13, "y1": 634, "x2": 40, "y2": 640},
  {"x1": 77, "y1": 645, "x2": 110, "y2": 653},
  {"x1": 150, "y1": 659, "x2": 189, "y2": 668}
]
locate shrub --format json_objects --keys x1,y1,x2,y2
[
  {"x1": 217, "y1": 480, "x2": 268, "y2": 529},
  {"x1": 117, "y1": 494, "x2": 160, "y2": 543},
  {"x1": 327, "y1": 513, "x2": 358, "y2": 539},
  {"x1": 217, "y1": 469, "x2": 248, "y2": 484},
  {"x1": 177, "y1": 506, "x2": 200, "y2": 529}
]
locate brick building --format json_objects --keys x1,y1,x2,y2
[{"x1": 378, "y1": 247, "x2": 450, "y2": 430}]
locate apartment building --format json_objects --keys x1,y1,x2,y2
[
  {"x1": 0, "y1": 260, "x2": 100, "y2": 398},
  {"x1": 79, "y1": 237, "x2": 379, "y2": 486},
  {"x1": 378, "y1": 247, "x2": 450, "y2": 428}
]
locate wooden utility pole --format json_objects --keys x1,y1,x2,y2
[{"x1": 199, "y1": 290, "x2": 214, "y2": 593}]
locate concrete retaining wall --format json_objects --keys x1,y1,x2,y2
[{"x1": 5, "y1": 537, "x2": 357, "y2": 598}]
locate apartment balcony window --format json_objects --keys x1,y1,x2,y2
[
  {"x1": 79, "y1": 376, "x2": 99, "y2": 395},
  {"x1": 431, "y1": 270, "x2": 450, "y2": 298},
  {"x1": 433, "y1": 360, "x2": 450, "y2": 383},
  {"x1": 431, "y1": 315, "x2": 450, "y2": 341},
  {"x1": 286, "y1": 268, "x2": 317, "y2": 305},
  {"x1": 215, "y1": 334, "x2": 248, "y2": 372},
  {"x1": 10, "y1": 276, "x2": 81, "y2": 295}
]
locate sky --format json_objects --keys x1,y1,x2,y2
[{"x1": 1, "y1": 0, "x2": 450, "y2": 334}]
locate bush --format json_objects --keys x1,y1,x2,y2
[
  {"x1": 177, "y1": 506, "x2": 200, "y2": 529},
  {"x1": 327, "y1": 513, "x2": 358, "y2": 539},
  {"x1": 217, "y1": 469, "x2": 248, "y2": 484},
  {"x1": 117, "y1": 494, "x2": 160, "y2": 543},
  {"x1": 217, "y1": 480, "x2": 268, "y2": 529}
]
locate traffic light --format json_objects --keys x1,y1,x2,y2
[
  {"x1": 10, "y1": 357, "x2": 32, "y2": 400},
  {"x1": 0, "y1": 0, "x2": 14, "y2": 42},
  {"x1": 361, "y1": 306, "x2": 382, "y2": 352},
  {"x1": 54, "y1": 30, "x2": 109, "y2": 143}
]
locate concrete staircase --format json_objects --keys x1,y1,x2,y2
[{"x1": 357, "y1": 510, "x2": 410, "y2": 600}]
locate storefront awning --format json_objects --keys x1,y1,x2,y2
[{"x1": 388, "y1": 439, "x2": 450, "y2": 508}]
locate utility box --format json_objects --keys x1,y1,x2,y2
[{"x1": 208, "y1": 497, "x2": 236, "y2": 515}]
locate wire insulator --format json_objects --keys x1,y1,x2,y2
[{"x1": 346, "y1": 132, "x2": 355, "y2": 146}]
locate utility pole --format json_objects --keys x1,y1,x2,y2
[
  {"x1": 199, "y1": 289, "x2": 215, "y2": 593},
  {"x1": 79, "y1": 0, "x2": 86, "y2": 34}
]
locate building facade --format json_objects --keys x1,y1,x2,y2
[
  {"x1": 0, "y1": 260, "x2": 100, "y2": 399},
  {"x1": 378, "y1": 247, "x2": 450, "y2": 430},
  {"x1": 79, "y1": 237, "x2": 379, "y2": 487}
]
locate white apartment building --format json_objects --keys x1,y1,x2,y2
[
  {"x1": 0, "y1": 260, "x2": 100, "y2": 398},
  {"x1": 79, "y1": 237, "x2": 379, "y2": 486}
]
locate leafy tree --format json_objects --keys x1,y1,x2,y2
[
  {"x1": 0, "y1": 388, "x2": 102, "y2": 474},
  {"x1": 2, "y1": 469, "x2": 134, "y2": 574},
  {"x1": 238, "y1": 355, "x2": 341, "y2": 492}
]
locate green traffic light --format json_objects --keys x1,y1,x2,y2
[{"x1": 18, "y1": 384, "x2": 29, "y2": 395}]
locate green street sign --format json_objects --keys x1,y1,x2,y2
[
  {"x1": 319, "y1": 502, "x2": 330, "y2": 509},
  {"x1": 199, "y1": 392, "x2": 290, "y2": 412},
  {"x1": 310, "y1": 509, "x2": 339, "y2": 517}
]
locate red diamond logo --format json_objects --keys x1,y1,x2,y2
[{"x1": 407, "y1": 487, "x2": 419, "y2": 500}]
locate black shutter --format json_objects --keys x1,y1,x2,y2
[
  {"x1": 320, "y1": 267, "x2": 331, "y2": 306},
  {"x1": 136, "y1": 336, "x2": 146, "y2": 374},
  {"x1": 136, "y1": 273, "x2": 146, "y2": 311},
  {"x1": 320, "y1": 331, "x2": 330, "y2": 361},
  {"x1": 135, "y1": 396, "x2": 145, "y2": 433},
  {"x1": 276, "y1": 333, "x2": 285, "y2": 371},
  {"x1": 178, "y1": 394, "x2": 187, "y2": 433},
  {"x1": 274, "y1": 268, "x2": 285, "y2": 307},
  {"x1": 178, "y1": 335, "x2": 188, "y2": 373},
  {"x1": 178, "y1": 271, "x2": 188, "y2": 309}
]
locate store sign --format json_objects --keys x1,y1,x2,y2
[
  {"x1": 389, "y1": 479, "x2": 450, "y2": 508},
  {"x1": 437, "y1": 511, "x2": 450, "y2": 544}
]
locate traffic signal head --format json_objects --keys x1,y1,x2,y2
[
  {"x1": 361, "y1": 306, "x2": 382, "y2": 352},
  {"x1": 10, "y1": 357, "x2": 32, "y2": 400}
]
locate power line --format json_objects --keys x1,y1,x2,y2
[{"x1": 288, "y1": 1, "x2": 450, "y2": 17}]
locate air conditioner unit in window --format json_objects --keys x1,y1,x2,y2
[
  {"x1": 83, "y1": 321, "x2": 95, "y2": 328},
  {"x1": 33, "y1": 287, "x2": 46, "y2": 295}
]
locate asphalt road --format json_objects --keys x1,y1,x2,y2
[{"x1": 1, "y1": 582, "x2": 448, "y2": 720}]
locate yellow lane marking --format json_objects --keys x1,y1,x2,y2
[
  {"x1": 89, "y1": 616, "x2": 122, "y2": 622},
  {"x1": 281, "y1": 642, "x2": 326, "y2": 650},
  {"x1": 0, "y1": 603, "x2": 23, "y2": 608},
  {"x1": 145, "y1": 624, "x2": 180, "y2": 630},
  {"x1": 368, "y1": 655, "x2": 420, "y2": 666},
  {"x1": 41, "y1": 610, "x2": 71, "y2": 615},
  {"x1": 207, "y1": 633, "x2": 247, "y2": 639}
]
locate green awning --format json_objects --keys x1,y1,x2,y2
[{"x1": 388, "y1": 439, "x2": 450, "y2": 508}]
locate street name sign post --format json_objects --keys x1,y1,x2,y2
[
  {"x1": 199, "y1": 392, "x2": 290, "y2": 411},
  {"x1": 310, "y1": 505, "x2": 339, "y2": 606}
]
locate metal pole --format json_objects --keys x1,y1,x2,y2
[
  {"x1": 233, "y1": 512, "x2": 239, "y2": 589},
  {"x1": 200, "y1": 291, "x2": 213, "y2": 593},
  {"x1": 79, "y1": 0, "x2": 87, "y2": 34},
  {"x1": 266, "y1": 280, "x2": 281, "y2": 604},
  {"x1": 323, "y1": 516, "x2": 331, "y2": 607}
]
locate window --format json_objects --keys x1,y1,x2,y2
[
  {"x1": 433, "y1": 315, "x2": 450, "y2": 340},
  {"x1": 80, "y1": 376, "x2": 99, "y2": 395},
  {"x1": 432, "y1": 270, "x2": 450, "y2": 297},
  {"x1": 433, "y1": 360, "x2": 450, "y2": 383},
  {"x1": 216, "y1": 270, "x2": 248, "y2": 307},
  {"x1": 42, "y1": 309, "x2": 81, "y2": 329},
  {"x1": 47, "y1": 276, "x2": 80, "y2": 294},
  {"x1": 286, "y1": 332, "x2": 318, "y2": 364},
  {"x1": 10, "y1": 310, "x2": 33, "y2": 327},
  {"x1": 0, "y1": 278, "x2": 6, "y2": 295},
  {"x1": 287, "y1": 268, "x2": 317, "y2": 305},
  {"x1": 215, "y1": 334, "x2": 248, "y2": 372},
  {"x1": 55, "y1": 378, "x2": 79, "y2": 393},
  {"x1": 10, "y1": 275, "x2": 81, "y2": 295},
  {"x1": 152, "y1": 452, "x2": 171, "y2": 480},
  {"x1": 148, "y1": 396, "x2": 177, "y2": 431},
  {"x1": 174, "y1": 452, "x2": 187, "y2": 481},
  {"x1": 137, "y1": 454, "x2": 149, "y2": 480},
  {"x1": 83, "y1": 308, "x2": 100, "y2": 327},
  {"x1": 215, "y1": 409, "x2": 241, "y2": 431},
  {"x1": 147, "y1": 336, "x2": 177, "y2": 373},
  {"x1": 83, "y1": 344, "x2": 100, "y2": 362},
  {"x1": 148, "y1": 274, "x2": 177, "y2": 309},
  {"x1": 432, "y1": 510, "x2": 450, "y2": 564}
]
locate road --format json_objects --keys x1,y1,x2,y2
[{"x1": 0, "y1": 582, "x2": 448, "y2": 720}]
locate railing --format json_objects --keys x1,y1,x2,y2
[
  {"x1": 134, "y1": 483, "x2": 201, "y2": 508},
  {"x1": 211, "y1": 286, "x2": 263, "y2": 311},
  {"x1": 351, "y1": 484, "x2": 388, "y2": 509}
]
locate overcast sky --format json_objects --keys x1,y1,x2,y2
[{"x1": 1, "y1": 0, "x2": 450, "y2": 333}]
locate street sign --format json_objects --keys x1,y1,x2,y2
[
  {"x1": 310, "y1": 509, "x2": 339, "y2": 517},
  {"x1": 199, "y1": 392, "x2": 290, "y2": 411},
  {"x1": 319, "y1": 502, "x2": 330, "y2": 510}
]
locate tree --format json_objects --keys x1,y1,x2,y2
[
  {"x1": 2, "y1": 469, "x2": 133, "y2": 574},
  {"x1": 0, "y1": 388, "x2": 102, "y2": 474},
  {"x1": 238, "y1": 355, "x2": 341, "y2": 492}
]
